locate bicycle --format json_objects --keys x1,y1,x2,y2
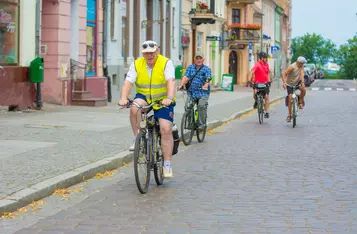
[
  {"x1": 254, "y1": 82, "x2": 269, "y2": 124},
  {"x1": 287, "y1": 84, "x2": 301, "y2": 128},
  {"x1": 120, "y1": 99, "x2": 179, "y2": 194},
  {"x1": 180, "y1": 89, "x2": 207, "y2": 146}
]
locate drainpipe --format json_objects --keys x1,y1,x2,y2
[
  {"x1": 103, "y1": 0, "x2": 111, "y2": 102},
  {"x1": 35, "y1": 0, "x2": 42, "y2": 109}
]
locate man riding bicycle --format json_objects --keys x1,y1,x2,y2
[
  {"x1": 118, "y1": 40, "x2": 176, "y2": 178},
  {"x1": 248, "y1": 52, "x2": 271, "y2": 118},
  {"x1": 281, "y1": 56, "x2": 307, "y2": 122},
  {"x1": 178, "y1": 52, "x2": 212, "y2": 131}
]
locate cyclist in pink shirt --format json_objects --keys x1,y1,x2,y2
[{"x1": 248, "y1": 52, "x2": 271, "y2": 118}]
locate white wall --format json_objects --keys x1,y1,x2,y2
[
  {"x1": 262, "y1": 0, "x2": 275, "y2": 43},
  {"x1": 106, "y1": 0, "x2": 122, "y2": 67},
  {"x1": 20, "y1": 0, "x2": 36, "y2": 66},
  {"x1": 170, "y1": 0, "x2": 181, "y2": 66}
]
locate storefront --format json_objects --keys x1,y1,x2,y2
[{"x1": 0, "y1": 0, "x2": 36, "y2": 110}]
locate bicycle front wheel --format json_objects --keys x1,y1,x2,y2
[
  {"x1": 292, "y1": 98, "x2": 297, "y2": 128},
  {"x1": 181, "y1": 111, "x2": 194, "y2": 146},
  {"x1": 133, "y1": 131, "x2": 151, "y2": 194},
  {"x1": 153, "y1": 127, "x2": 164, "y2": 185}
]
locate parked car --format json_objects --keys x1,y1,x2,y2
[
  {"x1": 304, "y1": 64, "x2": 317, "y2": 82},
  {"x1": 304, "y1": 67, "x2": 314, "y2": 86}
]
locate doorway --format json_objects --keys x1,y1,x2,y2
[{"x1": 229, "y1": 51, "x2": 238, "y2": 84}]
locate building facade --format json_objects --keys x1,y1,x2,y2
[
  {"x1": 39, "y1": 0, "x2": 107, "y2": 106},
  {"x1": 223, "y1": 0, "x2": 261, "y2": 86},
  {"x1": 181, "y1": 0, "x2": 226, "y2": 86},
  {"x1": 0, "y1": 0, "x2": 37, "y2": 110},
  {"x1": 104, "y1": 0, "x2": 181, "y2": 99}
]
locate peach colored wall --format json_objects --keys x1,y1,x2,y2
[
  {"x1": 41, "y1": 1, "x2": 64, "y2": 104},
  {"x1": 96, "y1": 0, "x2": 103, "y2": 78}
]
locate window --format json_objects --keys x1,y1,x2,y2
[
  {"x1": 110, "y1": 0, "x2": 115, "y2": 40},
  {"x1": 0, "y1": 0, "x2": 19, "y2": 65},
  {"x1": 232, "y1": 9, "x2": 240, "y2": 24},
  {"x1": 86, "y1": 0, "x2": 96, "y2": 76}
]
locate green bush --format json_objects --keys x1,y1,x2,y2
[{"x1": 324, "y1": 73, "x2": 341, "y2": 79}]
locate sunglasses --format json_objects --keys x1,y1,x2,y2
[{"x1": 142, "y1": 43, "x2": 156, "y2": 49}]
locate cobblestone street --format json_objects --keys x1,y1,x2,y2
[{"x1": 2, "y1": 84, "x2": 357, "y2": 233}]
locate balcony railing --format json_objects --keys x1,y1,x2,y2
[{"x1": 225, "y1": 28, "x2": 260, "y2": 42}]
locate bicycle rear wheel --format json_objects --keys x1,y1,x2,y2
[
  {"x1": 181, "y1": 111, "x2": 194, "y2": 146},
  {"x1": 257, "y1": 96, "x2": 264, "y2": 124},
  {"x1": 133, "y1": 131, "x2": 151, "y2": 194},
  {"x1": 153, "y1": 127, "x2": 164, "y2": 185}
]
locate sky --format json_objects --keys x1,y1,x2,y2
[{"x1": 292, "y1": 0, "x2": 357, "y2": 46}]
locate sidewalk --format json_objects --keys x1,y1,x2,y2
[{"x1": 0, "y1": 81, "x2": 285, "y2": 213}]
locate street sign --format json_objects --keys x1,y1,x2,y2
[
  {"x1": 271, "y1": 46, "x2": 279, "y2": 53},
  {"x1": 249, "y1": 41, "x2": 253, "y2": 50},
  {"x1": 206, "y1": 36, "x2": 221, "y2": 41}
]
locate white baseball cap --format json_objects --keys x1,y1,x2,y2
[
  {"x1": 297, "y1": 56, "x2": 307, "y2": 64},
  {"x1": 141, "y1": 40, "x2": 158, "y2": 53},
  {"x1": 195, "y1": 52, "x2": 205, "y2": 58}
]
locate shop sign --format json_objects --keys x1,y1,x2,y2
[
  {"x1": 0, "y1": 9, "x2": 12, "y2": 24},
  {"x1": 206, "y1": 36, "x2": 221, "y2": 41},
  {"x1": 229, "y1": 44, "x2": 245, "y2": 50},
  {"x1": 181, "y1": 29, "x2": 190, "y2": 47}
]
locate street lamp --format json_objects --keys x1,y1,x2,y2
[{"x1": 188, "y1": 9, "x2": 197, "y2": 63}]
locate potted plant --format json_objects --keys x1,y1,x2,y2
[
  {"x1": 228, "y1": 23, "x2": 262, "y2": 30},
  {"x1": 196, "y1": 2, "x2": 209, "y2": 13}
]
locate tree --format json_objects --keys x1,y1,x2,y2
[
  {"x1": 291, "y1": 33, "x2": 337, "y2": 66},
  {"x1": 339, "y1": 34, "x2": 357, "y2": 79}
]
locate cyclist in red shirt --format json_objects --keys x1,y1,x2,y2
[{"x1": 248, "y1": 52, "x2": 271, "y2": 118}]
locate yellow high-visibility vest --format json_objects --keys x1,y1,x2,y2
[{"x1": 135, "y1": 54, "x2": 175, "y2": 110}]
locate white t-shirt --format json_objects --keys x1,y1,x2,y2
[{"x1": 126, "y1": 59, "x2": 175, "y2": 84}]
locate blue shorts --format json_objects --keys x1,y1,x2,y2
[{"x1": 134, "y1": 93, "x2": 175, "y2": 123}]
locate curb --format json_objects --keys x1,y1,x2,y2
[
  {"x1": 0, "y1": 151, "x2": 133, "y2": 215},
  {"x1": 0, "y1": 95, "x2": 285, "y2": 215}
]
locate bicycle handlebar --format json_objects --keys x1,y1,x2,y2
[{"x1": 119, "y1": 99, "x2": 163, "y2": 109}]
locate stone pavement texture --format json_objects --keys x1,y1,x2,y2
[
  {"x1": 3, "y1": 84, "x2": 357, "y2": 233},
  {"x1": 0, "y1": 82, "x2": 285, "y2": 212}
]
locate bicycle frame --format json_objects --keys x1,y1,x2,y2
[{"x1": 184, "y1": 91, "x2": 199, "y2": 129}]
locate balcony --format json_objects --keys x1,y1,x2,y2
[
  {"x1": 225, "y1": 28, "x2": 261, "y2": 43},
  {"x1": 189, "y1": 0, "x2": 216, "y2": 25}
]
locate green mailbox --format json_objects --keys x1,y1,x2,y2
[
  {"x1": 29, "y1": 56, "x2": 44, "y2": 83},
  {"x1": 175, "y1": 65, "x2": 183, "y2": 79}
]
